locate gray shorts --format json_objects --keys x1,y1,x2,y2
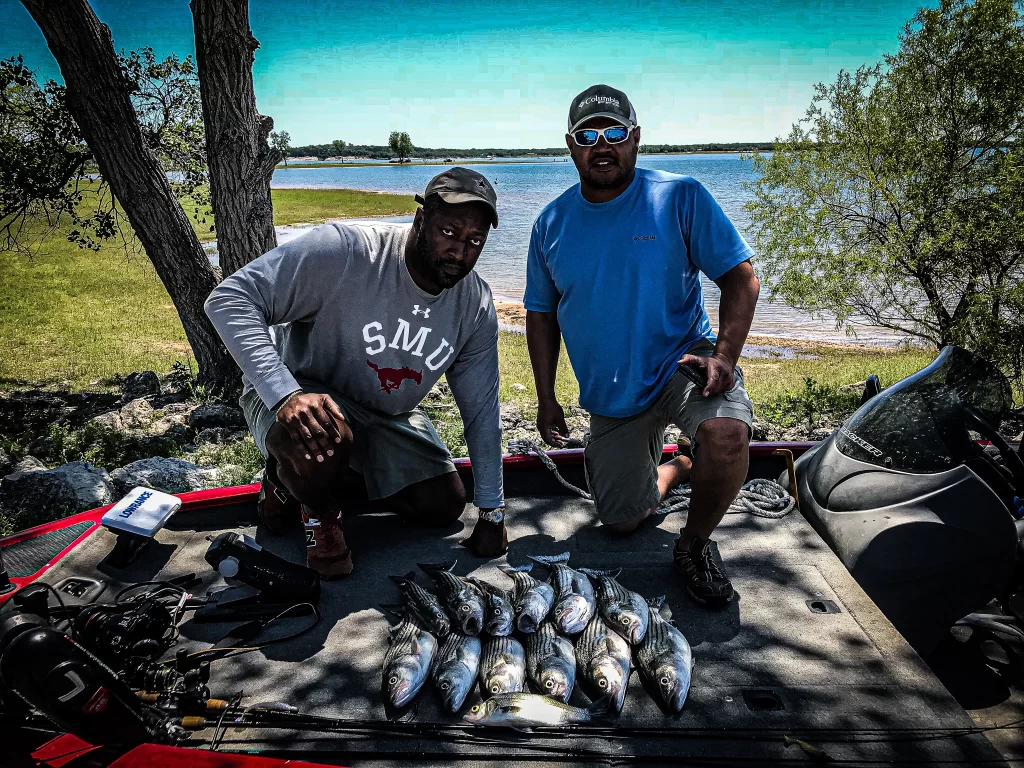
[
  {"x1": 584, "y1": 340, "x2": 754, "y2": 525},
  {"x1": 240, "y1": 377, "x2": 456, "y2": 501}
]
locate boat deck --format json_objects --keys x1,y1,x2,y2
[{"x1": 26, "y1": 455, "x2": 1005, "y2": 766}]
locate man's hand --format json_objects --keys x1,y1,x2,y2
[
  {"x1": 536, "y1": 399, "x2": 569, "y2": 447},
  {"x1": 275, "y1": 391, "x2": 346, "y2": 462},
  {"x1": 461, "y1": 515, "x2": 508, "y2": 557},
  {"x1": 677, "y1": 353, "x2": 736, "y2": 398}
]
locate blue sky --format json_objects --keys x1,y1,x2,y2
[{"x1": 2, "y1": 0, "x2": 922, "y2": 148}]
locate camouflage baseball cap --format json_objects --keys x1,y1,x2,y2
[{"x1": 415, "y1": 167, "x2": 499, "y2": 228}]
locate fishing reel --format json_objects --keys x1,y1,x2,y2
[{"x1": 74, "y1": 597, "x2": 174, "y2": 665}]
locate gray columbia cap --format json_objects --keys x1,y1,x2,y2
[
  {"x1": 567, "y1": 84, "x2": 637, "y2": 134},
  {"x1": 415, "y1": 167, "x2": 499, "y2": 228}
]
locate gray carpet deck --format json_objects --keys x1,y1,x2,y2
[{"x1": 40, "y1": 493, "x2": 1006, "y2": 766}]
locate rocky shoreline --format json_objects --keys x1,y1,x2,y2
[{"x1": 2, "y1": 369, "x2": 1020, "y2": 537}]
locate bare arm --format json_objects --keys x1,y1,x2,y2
[
  {"x1": 678, "y1": 260, "x2": 760, "y2": 396},
  {"x1": 526, "y1": 309, "x2": 569, "y2": 446}
]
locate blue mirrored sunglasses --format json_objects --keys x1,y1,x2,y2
[{"x1": 571, "y1": 124, "x2": 634, "y2": 147}]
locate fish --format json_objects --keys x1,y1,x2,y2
[
  {"x1": 635, "y1": 596, "x2": 693, "y2": 713},
  {"x1": 463, "y1": 692, "x2": 610, "y2": 728},
  {"x1": 578, "y1": 567, "x2": 649, "y2": 645},
  {"x1": 527, "y1": 552, "x2": 596, "y2": 635},
  {"x1": 418, "y1": 560, "x2": 485, "y2": 636},
  {"x1": 524, "y1": 620, "x2": 576, "y2": 703},
  {"x1": 574, "y1": 613, "x2": 631, "y2": 714},
  {"x1": 498, "y1": 562, "x2": 555, "y2": 633},
  {"x1": 479, "y1": 635, "x2": 527, "y2": 697},
  {"x1": 464, "y1": 576, "x2": 515, "y2": 637},
  {"x1": 389, "y1": 571, "x2": 451, "y2": 637},
  {"x1": 382, "y1": 607, "x2": 437, "y2": 709},
  {"x1": 431, "y1": 631, "x2": 482, "y2": 713}
]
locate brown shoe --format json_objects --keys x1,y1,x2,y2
[
  {"x1": 302, "y1": 507, "x2": 353, "y2": 579},
  {"x1": 257, "y1": 458, "x2": 301, "y2": 535}
]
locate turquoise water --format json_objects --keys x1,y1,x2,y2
[{"x1": 268, "y1": 154, "x2": 903, "y2": 344}]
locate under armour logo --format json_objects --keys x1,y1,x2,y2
[{"x1": 412, "y1": 305, "x2": 430, "y2": 318}]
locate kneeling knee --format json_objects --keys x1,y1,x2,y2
[
  {"x1": 420, "y1": 495, "x2": 467, "y2": 527},
  {"x1": 696, "y1": 419, "x2": 749, "y2": 462},
  {"x1": 604, "y1": 515, "x2": 643, "y2": 537}
]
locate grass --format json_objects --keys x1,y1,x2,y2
[{"x1": 270, "y1": 188, "x2": 417, "y2": 225}]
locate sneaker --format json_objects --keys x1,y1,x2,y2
[
  {"x1": 303, "y1": 507, "x2": 353, "y2": 579},
  {"x1": 256, "y1": 458, "x2": 301, "y2": 535},
  {"x1": 673, "y1": 535, "x2": 734, "y2": 607}
]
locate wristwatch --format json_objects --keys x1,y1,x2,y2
[{"x1": 478, "y1": 507, "x2": 505, "y2": 524}]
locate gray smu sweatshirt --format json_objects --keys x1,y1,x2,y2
[{"x1": 204, "y1": 221, "x2": 503, "y2": 508}]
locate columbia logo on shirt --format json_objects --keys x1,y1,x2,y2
[{"x1": 633, "y1": 235, "x2": 656, "y2": 241}]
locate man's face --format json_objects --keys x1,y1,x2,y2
[
  {"x1": 566, "y1": 117, "x2": 641, "y2": 190},
  {"x1": 413, "y1": 200, "x2": 491, "y2": 290}
]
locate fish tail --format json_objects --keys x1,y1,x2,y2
[
  {"x1": 388, "y1": 571, "x2": 417, "y2": 586},
  {"x1": 587, "y1": 694, "x2": 613, "y2": 720},
  {"x1": 418, "y1": 560, "x2": 457, "y2": 574},
  {"x1": 647, "y1": 595, "x2": 666, "y2": 608},
  {"x1": 499, "y1": 563, "x2": 532, "y2": 574},
  {"x1": 578, "y1": 567, "x2": 621, "y2": 578},
  {"x1": 378, "y1": 604, "x2": 404, "y2": 621},
  {"x1": 527, "y1": 552, "x2": 570, "y2": 566}
]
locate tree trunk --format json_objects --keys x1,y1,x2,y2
[
  {"x1": 20, "y1": 0, "x2": 239, "y2": 395},
  {"x1": 190, "y1": 0, "x2": 279, "y2": 278}
]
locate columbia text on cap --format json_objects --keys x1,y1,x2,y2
[
  {"x1": 414, "y1": 167, "x2": 499, "y2": 228},
  {"x1": 567, "y1": 84, "x2": 638, "y2": 134}
]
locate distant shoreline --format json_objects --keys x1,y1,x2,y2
[{"x1": 277, "y1": 150, "x2": 760, "y2": 170}]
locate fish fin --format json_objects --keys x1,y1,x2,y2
[
  {"x1": 498, "y1": 563, "x2": 532, "y2": 574},
  {"x1": 587, "y1": 694, "x2": 613, "y2": 720},
  {"x1": 527, "y1": 552, "x2": 570, "y2": 566},
  {"x1": 647, "y1": 595, "x2": 666, "y2": 608},
  {"x1": 418, "y1": 560, "x2": 457, "y2": 574},
  {"x1": 578, "y1": 567, "x2": 620, "y2": 578},
  {"x1": 388, "y1": 573, "x2": 414, "y2": 586}
]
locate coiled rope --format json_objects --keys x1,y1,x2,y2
[{"x1": 507, "y1": 436, "x2": 795, "y2": 518}]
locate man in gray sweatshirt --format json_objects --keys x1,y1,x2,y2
[{"x1": 205, "y1": 168, "x2": 506, "y2": 578}]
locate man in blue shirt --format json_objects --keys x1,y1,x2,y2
[{"x1": 524, "y1": 85, "x2": 760, "y2": 607}]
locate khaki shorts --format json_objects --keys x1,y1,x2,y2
[
  {"x1": 240, "y1": 377, "x2": 456, "y2": 501},
  {"x1": 584, "y1": 340, "x2": 754, "y2": 525}
]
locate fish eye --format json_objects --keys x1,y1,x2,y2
[
  {"x1": 389, "y1": 676, "x2": 398, "y2": 685},
  {"x1": 620, "y1": 617, "x2": 630, "y2": 625},
  {"x1": 491, "y1": 684, "x2": 500, "y2": 693},
  {"x1": 493, "y1": 608, "x2": 501, "y2": 615},
  {"x1": 460, "y1": 605, "x2": 470, "y2": 612},
  {"x1": 545, "y1": 680, "x2": 554, "y2": 689},
  {"x1": 441, "y1": 682, "x2": 449, "y2": 690},
  {"x1": 598, "y1": 679, "x2": 608, "y2": 688},
  {"x1": 660, "y1": 676, "x2": 670, "y2": 686},
  {"x1": 471, "y1": 705, "x2": 479, "y2": 713}
]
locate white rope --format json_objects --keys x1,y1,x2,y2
[
  {"x1": 507, "y1": 437, "x2": 795, "y2": 519},
  {"x1": 507, "y1": 437, "x2": 591, "y2": 500},
  {"x1": 659, "y1": 478, "x2": 796, "y2": 519}
]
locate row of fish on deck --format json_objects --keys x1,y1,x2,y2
[{"x1": 381, "y1": 553, "x2": 693, "y2": 727}]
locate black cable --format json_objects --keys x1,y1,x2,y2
[
  {"x1": 33, "y1": 581, "x2": 77, "y2": 641},
  {"x1": 172, "y1": 603, "x2": 321, "y2": 664},
  {"x1": 114, "y1": 580, "x2": 188, "y2": 605}
]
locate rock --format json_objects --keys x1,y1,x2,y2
[
  {"x1": 120, "y1": 398, "x2": 155, "y2": 430},
  {"x1": 0, "y1": 447, "x2": 10, "y2": 475},
  {"x1": 161, "y1": 402, "x2": 195, "y2": 417},
  {"x1": 109, "y1": 457, "x2": 221, "y2": 495},
  {"x1": 187, "y1": 404, "x2": 246, "y2": 431},
  {"x1": 196, "y1": 427, "x2": 244, "y2": 444},
  {"x1": 160, "y1": 423, "x2": 195, "y2": 445},
  {"x1": 89, "y1": 411, "x2": 123, "y2": 432},
  {"x1": 121, "y1": 371, "x2": 161, "y2": 400},
  {"x1": 27, "y1": 436, "x2": 55, "y2": 459},
  {"x1": 0, "y1": 461, "x2": 115, "y2": 530},
  {"x1": 11, "y1": 455, "x2": 46, "y2": 474},
  {"x1": 510, "y1": 383, "x2": 527, "y2": 392},
  {"x1": 150, "y1": 415, "x2": 189, "y2": 435}
]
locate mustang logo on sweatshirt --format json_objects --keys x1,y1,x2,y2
[{"x1": 366, "y1": 360, "x2": 423, "y2": 393}]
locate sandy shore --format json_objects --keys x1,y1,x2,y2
[{"x1": 495, "y1": 301, "x2": 906, "y2": 353}]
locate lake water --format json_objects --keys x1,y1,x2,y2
[{"x1": 264, "y1": 154, "x2": 905, "y2": 345}]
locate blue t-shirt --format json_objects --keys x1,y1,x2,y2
[{"x1": 524, "y1": 168, "x2": 753, "y2": 418}]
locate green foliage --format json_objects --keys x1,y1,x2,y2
[
  {"x1": 42, "y1": 421, "x2": 180, "y2": 469},
  {"x1": 164, "y1": 356, "x2": 215, "y2": 404},
  {"x1": 1, "y1": 49, "x2": 207, "y2": 255},
  {"x1": 270, "y1": 130, "x2": 291, "y2": 165},
  {"x1": 745, "y1": 0, "x2": 1024, "y2": 385},
  {"x1": 189, "y1": 436, "x2": 264, "y2": 486},
  {"x1": 329, "y1": 139, "x2": 346, "y2": 161},
  {"x1": 758, "y1": 377, "x2": 862, "y2": 431},
  {"x1": 388, "y1": 131, "x2": 414, "y2": 163}
]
